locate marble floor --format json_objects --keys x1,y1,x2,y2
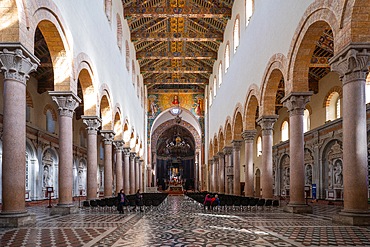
[{"x1": 1, "y1": 196, "x2": 370, "y2": 247}]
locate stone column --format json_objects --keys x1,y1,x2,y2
[
  {"x1": 0, "y1": 47, "x2": 38, "y2": 227},
  {"x1": 101, "y1": 130, "x2": 115, "y2": 198},
  {"x1": 208, "y1": 159, "x2": 214, "y2": 191},
  {"x1": 130, "y1": 152, "x2": 136, "y2": 194},
  {"x1": 139, "y1": 159, "x2": 144, "y2": 190},
  {"x1": 194, "y1": 151, "x2": 199, "y2": 191},
  {"x1": 283, "y1": 93, "x2": 313, "y2": 213},
  {"x1": 51, "y1": 92, "x2": 81, "y2": 210},
  {"x1": 82, "y1": 116, "x2": 101, "y2": 200},
  {"x1": 218, "y1": 152, "x2": 225, "y2": 193},
  {"x1": 242, "y1": 130, "x2": 257, "y2": 197},
  {"x1": 123, "y1": 148, "x2": 131, "y2": 194},
  {"x1": 152, "y1": 152, "x2": 157, "y2": 187},
  {"x1": 257, "y1": 116, "x2": 278, "y2": 199},
  {"x1": 114, "y1": 141, "x2": 124, "y2": 194},
  {"x1": 232, "y1": 140, "x2": 243, "y2": 195},
  {"x1": 330, "y1": 45, "x2": 370, "y2": 225},
  {"x1": 213, "y1": 156, "x2": 219, "y2": 192},
  {"x1": 135, "y1": 157, "x2": 140, "y2": 190},
  {"x1": 223, "y1": 146, "x2": 233, "y2": 194}
]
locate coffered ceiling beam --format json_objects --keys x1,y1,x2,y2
[
  {"x1": 131, "y1": 31, "x2": 223, "y2": 42},
  {"x1": 136, "y1": 51, "x2": 217, "y2": 60}
]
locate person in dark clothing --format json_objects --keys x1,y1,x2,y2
[
  {"x1": 133, "y1": 189, "x2": 144, "y2": 212},
  {"x1": 116, "y1": 189, "x2": 127, "y2": 214}
]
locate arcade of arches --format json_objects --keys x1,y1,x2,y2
[{"x1": 0, "y1": 0, "x2": 369, "y2": 242}]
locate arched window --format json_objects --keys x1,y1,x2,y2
[
  {"x1": 213, "y1": 76, "x2": 217, "y2": 97},
  {"x1": 281, "y1": 121, "x2": 289, "y2": 141},
  {"x1": 137, "y1": 79, "x2": 140, "y2": 97},
  {"x1": 225, "y1": 43, "x2": 230, "y2": 73},
  {"x1": 246, "y1": 0, "x2": 254, "y2": 26},
  {"x1": 257, "y1": 136, "x2": 262, "y2": 157},
  {"x1": 116, "y1": 14, "x2": 123, "y2": 52},
  {"x1": 233, "y1": 17, "x2": 240, "y2": 53},
  {"x1": 46, "y1": 110, "x2": 56, "y2": 133},
  {"x1": 218, "y1": 62, "x2": 223, "y2": 86},
  {"x1": 104, "y1": 0, "x2": 112, "y2": 22},
  {"x1": 326, "y1": 92, "x2": 340, "y2": 121},
  {"x1": 125, "y1": 41, "x2": 130, "y2": 71},
  {"x1": 303, "y1": 109, "x2": 310, "y2": 132},
  {"x1": 366, "y1": 74, "x2": 370, "y2": 104},
  {"x1": 132, "y1": 60, "x2": 135, "y2": 85}
]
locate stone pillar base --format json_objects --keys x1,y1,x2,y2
[
  {"x1": 284, "y1": 204, "x2": 313, "y2": 214},
  {"x1": 0, "y1": 212, "x2": 36, "y2": 227},
  {"x1": 333, "y1": 211, "x2": 370, "y2": 226},
  {"x1": 50, "y1": 205, "x2": 79, "y2": 216}
]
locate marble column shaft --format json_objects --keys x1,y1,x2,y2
[
  {"x1": 135, "y1": 157, "x2": 140, "y2": 190},
  {"x1": 152, "y1": 152, "x2": 157, "y2": 187},
  {"x1": 101, "y1": 130, "x2": 115, "y2": 198},
  {"x1": 213, "y1": 156, "x2": 219, "y2": 192},
  {"x1": 331, "y1": 46, "x2": 370, "y2": 213},
  {"x1": 257, "y1": 116, "x2": 278, "y2": 199},
  {"x1": 139, "y1": 159, "x2": 144, "y2": 190},
  {"x1": 283, "y1": 93, "x2": 311, "y2": 205},
  {"x1": 223, "y1": 146, "x2": 233, "y2": 194},
  {"x1": 114, "y1": 141, "x2": 125, "y2": 193},
  {"x1": 130, "y1": 152, "x2": 136, "y2": 194},
  {"x1": 0, "y1": 48, "x2": 38, "y2": 214},
  {"x1": 209, "y1": 159, "x2": 214, "y2": 192},
  {"x1": 242, "y1": 130, "x2": 257, "y2": 197},
  {"x1": 82, "y1": 116, "x2": 101, "y2": 200},
  {"x1": 218, "y1": 152, "x2": 225, "y2": 193},
  {"x1": 232, "y1": 140, "x2": 243, "y2": 195},
  {"x1": 123, "y1": 148, "x2": 131, "y2": 194}
]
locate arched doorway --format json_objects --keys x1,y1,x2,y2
[{"x1": 156, "y1": 124, "x2": 196, "y2": 191}]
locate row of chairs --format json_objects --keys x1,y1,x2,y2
[
  {"x1": 186, "y1": 192, "x2": 279, "y2": 211},
  {"x1": 82, "y1": 193, "x2": 169, "y2": 212}
]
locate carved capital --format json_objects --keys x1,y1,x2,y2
[
  {"x1": 130, "y1": 152, "x2": 137, "y2": 158},
  {"x1": 49, "y1": 91, "x2": 81, "y2": 118},
  {"x1": 257, "y1": 115, "x2": 278, "y2": 136},
  {"x1": 282, "y1": 92, "x2": 312, "y2": 117},
  {"x1": 223, "y1": 146, "x2": 233, "y2": 155},
  {"x1": 241, "y1": 130, "x2": 257, "y2": 143},
  {"x1": 217, "y1": 151, "x2": 224, "y2": 159},
  {"x1": 100, "y1": 130, "x2": 115, "y2": 145},
  {"x1": 113, "y1": 140, "x2": 125, "y2": 151},
  {"x1": 123, "y1": 147, "x2": 131, "y2": 156},
  {"x1": 213, "y1": 155, "x2": 219, "y2": 161},
  {"x1": 232, "y1": 140, "x2": 243, "y2": 151},
  {"x1": 330, "y1": 44, "x2": 370, "y2": 84},
  {"x1": 82, "y1": 116, "x2": 101, "y2": 135},
  {"x1": 0, "y1": 48, "x2": 39, "y2": 84}
]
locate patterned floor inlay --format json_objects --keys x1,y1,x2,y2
[{"x1": 1, "y1": 196, "x2": 370, "y2": 246}]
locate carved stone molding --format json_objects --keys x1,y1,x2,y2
[
  {"x1": 282, "y1": 92, "x2": 312, "y2": 116},
  {"x1": 232, "y1": 140, "x2": 243, "y2": 151},
  {"x1": 49, "y1": 91, "x2": 81, "y2": 118},
  {"x1": 123, "y1": 147, "x2": 131, "y2": 156},
  {"x1": 0, "y1": 47, "x2": 39, "y2": 84},
  {"x1": 241, "y1": 130, "x2": 257, "y2": 143},
  {"x1": 82, "y1": 116, "x2": 101, "y2": 135},
  {"x1": 100, "y1": 130, "x2": 115, "y2": 145},
  {"x1": 113, "y1": 140, "x2": 125, "y2": 151},
  {"x1": 223, "y1": 146, "x2": 233, "y2": 155},
  {"x1": 330, "y1": 44, "x2": 370, "y2": 84},
  {"x1": 257, "y1": 115, "x2": 278, "y2": 136}
]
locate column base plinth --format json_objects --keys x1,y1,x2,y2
[
  {"x1": 50, "y1": 204, "x2": 79, "y2": 216},
  {"x1": 0, "y1": 212, "x2": 36, "y2": 227},
  {"x1": 333, "y1": 211, "x2": 370, "y2": 226},
  {"x1": 284, "y1": 204, "x2": 313, "y2": 214}
]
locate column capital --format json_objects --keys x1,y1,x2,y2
[
  {"x1": 223, "y1": 146, "x2": 233, "y2": 155},
  {"x1": 232, "y1": 140, "x2": 243, "y2": 150},
  {"x1": 282, "y1": 92, "x2": 312, "y2": 116},
  {"x1": 257, "y1": 115, "x2": 278, "y2": 136},
  {"x1": 100, "y1": 130, "x2": 115, "y2": 145},
  {"x1": 330, "y1": 43, "x2": 370, "y2": 84},
  {"x1": 208, "y1": 159, "x2": 213, "y2": 164},
  {"x1": 49, "y1": 91, "x2": 81, "y2": 118},
  {"x1": 130, "y1": 152, "x2": 137, "y2": 158},
  {"x1": 213, "y1": 155, "x2": 219, "y2": 161},
  {"x1": 113, "y1": 140, "x2": 125, "y2": 151},
  {"x1": 241, "y1": 130, "x2": 257, "y2": 143},
  {"x1": 217, "y1": 151, "x2": 225, "y2": 158},
  {"x1": 135, "y1": 156, "x2": 140, "y2": 162},
  {"x1": 82, "y1": 116, "x2": 101, "y2": 134},
  {"x1": 0, "y1": 46, "x2": 39, "y2": 84},
  {"x1": 123, "y1": 147, "x2": 131, "y2": 156}
]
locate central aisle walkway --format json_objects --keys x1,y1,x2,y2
[{"x1": 1, "y1": 196, "x2": 370, "y2": 246}]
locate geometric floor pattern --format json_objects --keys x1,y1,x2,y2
[{"x1": 1, "y1": 196, "x2": 370, "y2": 246}]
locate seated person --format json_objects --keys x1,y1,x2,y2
[
  {"x1": 211, "y1": 194, "x2": 220, "y2": 210},
  {"x1": 203, "y1": 194, "x2": 212, "y2": 210}
]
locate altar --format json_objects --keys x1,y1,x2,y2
[{"x1": 167, "y1": 185, "x2": 184, "y2": 194}]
